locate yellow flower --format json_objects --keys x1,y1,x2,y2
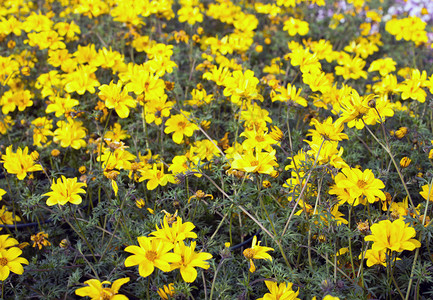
[
  {"x1": 188, "y1": 190, "x2": 213, "y2": 203},
  {"x1": 1, "y1": 146, "x2": 42, "y2": 180},
  {"x1": 124, "y1": 67, "x2": 165, "y2": 99},
  {"x1": 399, "y1": 157, "x2": 411, "y2": 168},
  {"x1": 144, "y1": 95, "x2": 174, "y2": 125},
  {"x1": 0, "y1": 247, "x2": 29, "y2": 281},
  {"x1": 270, "y1": 83, "x2": 307, "y2": 107},
  {"x1": 395, "y1": 127, "x2": 408, "y2": 139},
  {"x1": 53, "y1": 119, "x2": 87, "y2": 149},
  {"x1": 0, "y1": 205, "x2": 21, "y2": 231},
  {"x1": 157, "y1": 283, "x2": 175, "y2": 299},
  {"x1": 283, "y1": 17, "x2": 309, "y2": 36},
  {"x1": 124, "y1": 236, "x2": 180, "y2": 278},
  {"x1": 398, "y1": 69, "x2": 429, "y2": 103},
  {"x1": 322, "y1": 296, "x2": 341, "y2": 300},
  {"x1": 170, "y1": 241, "x2": 213, "y2": 282},
  {"x1": 75, "y1": 277, "x2": 130, "y2": 300},
  {"x1": 242, "y1": 236, "x2": 273, "y2": 273},
  {"x1": 240, "y1": 128, "x2": 277, "y2": 152},
  {"x1": 98, "y1": 81, "x2": 136, "y2": 119},
  {"x1": 45, "y1": 94, "x2": 79, "y2": 118},
  {"x1": 31, "y1": 117, "x2": 54, "y2": 147},
  {"x1": 178, "y1": 6, "x2": 203, "y2": 25},
  {"x1": 64, "y1": 65, "x2": 100, "y2": 95},
  {"x1": 231, "y1": 149, "x2": 278, "y2": 175},
  {"x1": 332, "y1": 168, "x2": 385, "y2": 206},
  {"x1": 164, "y1": 112, "x2": 198, "y2": 144},
  {"x1": 203, "y1": 65, "x2": 231, "y2": 86},
  {"x1": 257, "y1": 280, "x2": 300, "y2": 300},
  {"x1": 0, "y1": 89, "x2": 33, "y2": 114},
  {"x1": 307, "y1": 117, "x2": 348, "y2": 142},
  {"x1": 364, "y1": 219, "x2": 421, "y2": 253},
  {"x1": 150, "y1": 216, "x2": 197, "y2": 245},
  {"x1": 138, "y1": 163, "x2": 176, "y2": 190},
  {"x1": 360, "y1": 248, "x2": 400, "y2": 267},
  {"x1": 420, "y1": 184, "x2": 433, "y2": 202},
  {"x1": 43, "y1": 176, "x2": 87, "y2": 206},
  {"x1": 368, "y1": 57, "x2": 396, "y2": 77},
  {"x1": 135, "y1": 198, "x2": 145, "y2": 208},
  {"x1": 0, "y1": 234, "x2": 19, "y2": 250},
  {"x1": 223, "y1": 69, "x2": 263, "y2": 104},
  {"x1": 104, "y1": 123, "x2": 131, "y2": 143},
  {"x1": 335, "y1": 55, "x2": 367, "y2": 80}
]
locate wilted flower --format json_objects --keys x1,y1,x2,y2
[{"x1": 31, "y1": 232, "x2": 51, "y2": 250}]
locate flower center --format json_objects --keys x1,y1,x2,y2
[
  {"x1": 0, "y1": 257, "x2": 8, "y2": 266},
  {"x1": 250, "y1": 160, "x2": 259, "y2": 166},
  {"x1": 243, "y1": 248, "x2": 255, "y2": 259},
  {"x1": 196, "y1": 190, "x2": 205, "y2": 198},
  {"x1": 177, "y1": 121, "x2": 186, "y2": 129},
  {"x1": 146, "y1": 250, "x2": 158, "y2": 262},
  {"x1": 357, "y1": 180, "x2": 368, "y2": 189},
  {"x1": 101, "y1": 289, "x2": 114, "y2": 300}
]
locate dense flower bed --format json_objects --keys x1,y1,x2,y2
[{"x1": 0, "y1": 0, "x2": 433, "y2": 299}]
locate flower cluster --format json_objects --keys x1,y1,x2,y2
[
  {"x1": 0, "y1": 0, "x2": 432, "y2": 298},
  {"x1": 124, "y1": 215, "x2": 212, "y2": 283}
]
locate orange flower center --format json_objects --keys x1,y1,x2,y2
[
  {"x1": 177, "y1": 121, "x2": 186, "y2": 129},
  {"x1": 146, "y1": 250, "x2": 158, "y2": 262},
  {"x1": 101, "y1": 289, "x2": 114, "y2": 300},
  {"x1": 357, "y1": 180, "x2": 367, "y2": 189},
  {"x1": 0, "y1": 257, "x2": 8, "y2": 266},
  {"x1": 250, "y1": 160, "x2": 259, "y2": 166},
  {"x1": 243, "y1": 248, "x2": 255, "y2": 259}
]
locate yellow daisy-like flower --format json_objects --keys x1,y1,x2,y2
[
  {"x1": 164, "y1": 112, "x2": 198, "y2": 144},
  {"x1": 98, "y1": 81, "x2": 136, "y2": 119},
  {"x1": 53, "y1": 119, "x2": 87, "y2": 150},
  {"x1": 420, "y1": 184, "x2": 433, "y2": 202},
  {"x1": 75, "y1": 277, "x2": 130, "y2": 300},
  {"x1": 43, "y1": 176, "x2": 87, "y2": 206},
  {"x1": 124, "y1": 236, "x2": 180, "y2": 278},
  {"x1": 307, "y1": 117, "x2": 348, "y2": 142},
  {"x1": 170, "y1": 241, "x2": 213, "y2": 283},
  {"x1": 0, "y1": 247, "x2": 29, "y2": 281},
  {"x1": 360, "y1": 248, "x2": 400, "y2": 267},
  {"x1": 0, "y1": 205, "x2": 21, "y2": 230},
  {"x1": 242, "y1": 236, "x2": 274, "y2": 273},
  {"x1": 1, "y1": 146, "x2": 42, "y2": 180},
  {"x1": 231, "y1": 149, "x2": 278, "y2": 175},
  {"x1": 364, "y1": 219, "x2": 421, "y2": 253},
  {"x1": 150, "y1": 216, "x2": 197, "y2": 245},
  {"x1": 332, "y1": 168, "x2": 386, "y2": 206},
  {"x1": 257, "y1": 280, "x2": 300, "y2": 300},
  {"x1": 0, "y1": 234, "x2": 19, "y2": 250}
]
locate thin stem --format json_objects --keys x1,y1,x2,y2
[
  {"x1": 209, "y1": 259, "x2": 227, "y2": 300},
  {"x1": 363, "y1": 122, "x2": 416, "y2": 214},
  {"x1": 208, "y1": 209, "x2": 230, "y2": 244},
  {"x1": 347, "y1": 204, "x2": 356, "y2": 278},
  {"x1": 71, "y1": 208, "x2": 96, "y2": 261},
  {"x1": 405, "y1": 179, "x2": 433, "y2": 300},
  {"x1": 281, "y1": 138, "x2": 326, "y2": 239},
  {"x1": 198, "y1": 172, "x2": 275, "y2": 240}
]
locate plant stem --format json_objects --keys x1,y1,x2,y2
[{"x1": 281, "y1": 138, "x2": 326, "y2": 239}]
